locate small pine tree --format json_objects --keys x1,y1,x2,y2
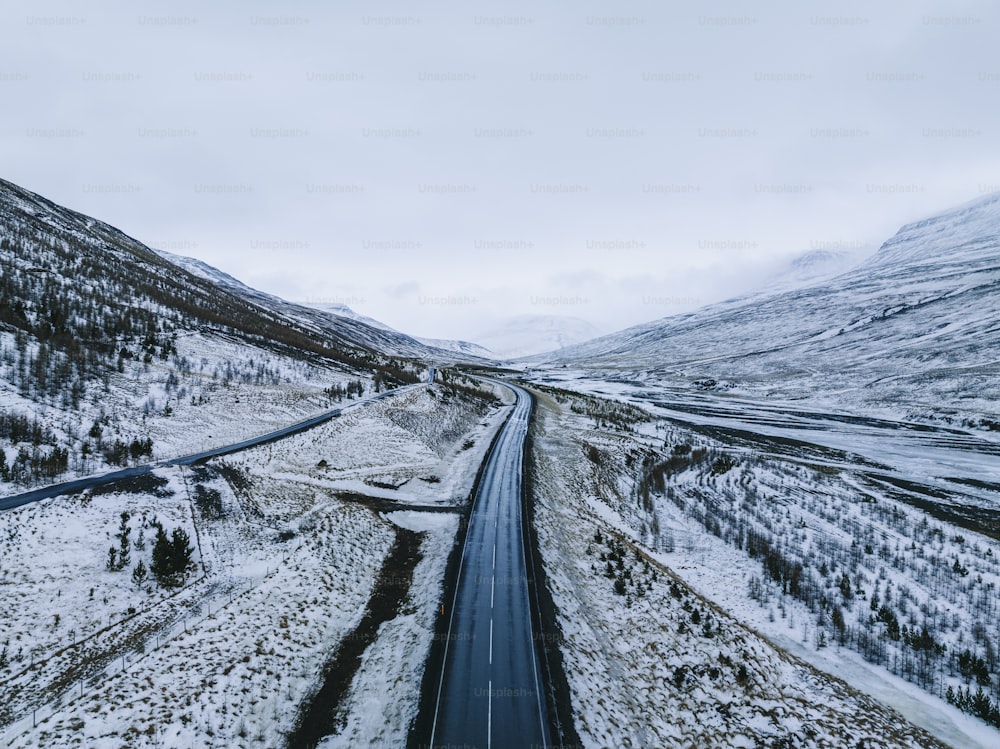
[
  {"x1": 118, "y1": 540, "x2": 131, "y2": 569},
  {"x1": 150, "y1": 526, "x2": 172, "y2": 584},
  {"x1": 838, "y1": 573, "x2": 852, "y2": 600},
  {"x1": 150, "y1": 525, "x2": 194, "y2": 587},
  {"x1": 132, "y1": 559, "x2": 148, "y2": 586},
  {"x1": 116, "y1": 511, "x2": 131, "y2": 568},
  {"x1": 106, "y1": 546, "x2": 118, "y2": 571},
  {"x1": 170, "y1": 527, "x2": 193, "y2": 574}
]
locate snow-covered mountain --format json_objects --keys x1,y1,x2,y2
[
  {"x1": 473, "y1": 314, "x2": 603, "y2": 359},
  {"x1": 413, "y1": 337, "x2": 496, "y2": 359},
  {"x1": 153, "y1": 249, "x2": 254, "y2": 295},
  {"x1": 151, "y1": 249, "x2": 446, "y2": 360},
  {"x1": 299, "y1": 302, "x2": 495, "y2": 360},
  {"x1": 305, "y1": 302, "x2": 396, "y2": 333},
  {"x1": 151, "y1": 254, "x2": 492, "y2": 362},
  {"x1": 544, "y1": 194, "x2": 1000, "y2": 425},
  {"x1": 0, "y1": 177, "x2": 430, "y2": 490},
  {"x1": 763, "y1": 248, "x2": 866, "y2": 293}
]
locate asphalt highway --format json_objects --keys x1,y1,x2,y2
[{"x1": 428, "y1": 381, "x2": 551, "y2": 749}]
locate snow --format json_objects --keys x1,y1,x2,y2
[
  {"x1": 524, "y1": 387, "x2": 960, "y2": 748},
  {"x1": 321, "y1": 512, "x2": 459, "y2": 747},
  {"x1": 473, "y1": 314, "x2": 604, "y2": 359},
  {"x1": 0, "y1": 325, "x2": 372, "y2": 495},
  {"x1": 656, "y1": 523, "x2": 998, "y2": 749},
  {"x1": 383, "y1": 509, "x2": 456, "y2": 532},
  {"x1": 217, "y1": 385, "x2": 511, "y2": 508},
  {"x1": 11, "y1": 499, "x2": 394, "y2": 748},
  {"x1": 5, "y1": 176, "x2": 1000, "y2": 746},
  {"x1": 537, "y1": 194, "x2": 1000, "y2": 429},
  {"x1": 1, "y1": 383, "x2": 503, "y2": 747}
]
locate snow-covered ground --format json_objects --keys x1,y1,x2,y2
[
  {"x1": 0, "y1": 382, "x2": 503, "y2": 747},
  {"x1": 474, "y1": 313, "x2": 604, "y2": 359},
  {"x1": 0, "y1": 471, "x2": 201, "y2": 730},
  {"x1": 526, "y1": 386, "x2": 977, "y2": 748},
  {"x1": 17, "y1": 498, "x2": 393, "y2": 748},
  {"x1": 218, "y1": 383, "x2": 511, "y2": 508},
  {"x1": 0, "y1": 327, "x2": 370, "y2": 492},
  {"x1": 532, "y1": 372, "x2": 1000, "y2": 508},
  {"x1": 538, "y1": 193, "x2": 1000, "y2": 430},
  {"x1": 320, "y1": 511, "x2": 458, "y2": 747}
]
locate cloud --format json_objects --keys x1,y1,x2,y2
[{"x1": 3, "y1": 0, "x2": 998, "y2": 341}]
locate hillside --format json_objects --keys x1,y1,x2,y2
[
  {"x1": 155, "y1": 251, "x2": 455, "y2": 361},
  {"x1": 0, "y1": 178, "x2": 424, "y2": 491},
  {"x1": 476, "y1": 313, "x2": 604, "y2": 359},
  {"x1": 544, "y1": 194, "x2": 1000, "y2": 428}
]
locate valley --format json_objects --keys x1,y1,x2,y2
[{"x1": 3, "y1": 178, "x2": 1000, "y2": 747}]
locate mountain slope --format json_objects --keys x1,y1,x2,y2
[
  {"x1": 413, "y1": 336, "x2": 496, "y2": 359},
  {"x1": 0, "y1": 177, "x2": 423, "y2": 491},
  {"x1": 153, "y1": 250, "x2": 450, "y2": 360},
  {"x1": 762, "y1": 248, "x2": 866, "y2": 294},
  {"x1": 475, "y1": 314, "x2": 603, "y2": 359},
  {"x1": 545, "y1": 194, "x2": 1000, "y2": 425},
  {"x1": 300, "y1": 302, "x2": 495, "y2": 361}
]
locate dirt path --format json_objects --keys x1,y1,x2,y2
[{"x1": 285, "y1": 525, "x2": 423, "y2": 749}]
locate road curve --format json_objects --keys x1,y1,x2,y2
[
  {"x1": 0, "y1": 383, "x2": 424, "y2": 512},
  {"x1": 428, "y1": 381, "x2": 552, "y2": 749}
]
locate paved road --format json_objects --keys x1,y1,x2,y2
[
  {"x1": 0, "y1": 382, "x2": 423, "y2": 512},
  {"x1": 428, "y1": 381, "x2": 551, "y2": 749}
]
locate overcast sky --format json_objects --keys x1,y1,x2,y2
[{"x1": 3, "y1": 0, "x2": 999, "y2": 341}]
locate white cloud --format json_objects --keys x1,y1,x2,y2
[{"x1": 3, "y1": 0, "x2": 998, "y2": 341}]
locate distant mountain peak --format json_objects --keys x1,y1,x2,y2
[
  {"x1": 875, "y1": 191, "x2": 1000, "y2": 267},
  {"x1": 305, "y1": 302, "x2": 398, "y2": 333},
  {"x1": 473, "y1": 314, "x2": 603, "y2": 359},
  {"x1": 305, "y1": 303, "x2": 496, "y2": 361},
  {"x1": 790, "y1": 248, "x2": 850, "y2": 270},
  {"x1": 772, "y1": 248, "x2": 863, "y2": 289}
]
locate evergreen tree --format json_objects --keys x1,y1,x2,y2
[
  {"x1": 838, "y1": 572, "x2": 852, "y2": 600},
  {"x1": 131, "y1": 559, "x2": 148, "y2": 586},
  {"x1": 116, "y1": 511, "x2": 131, "y2": 568},
  {"x1": 150, "y1": 525, "x2": 193, "y2": 587},
  {"x1": 150, "y1": 526, "x2": 172, "y2": 585},
  {"x1": 170, "y1": 527, "x2": 193, "y2": 575}
]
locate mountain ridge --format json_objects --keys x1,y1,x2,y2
[{"x1": 539, "y1": 193, "x2": 1000, "y2": 426}]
